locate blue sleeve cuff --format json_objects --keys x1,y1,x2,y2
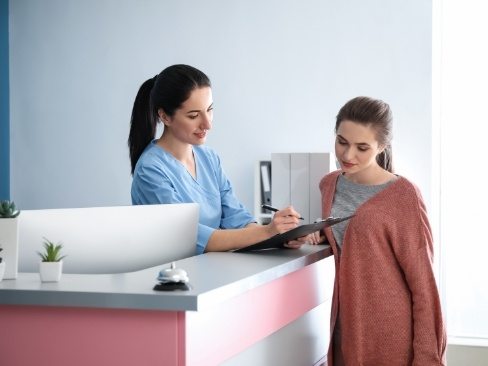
[{"x1": 196, "y1": 223, "x2": 216, "y2": 254}]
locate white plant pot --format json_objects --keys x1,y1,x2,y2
[
  {"x1": 0, "y1": 217, "x2": 19, "y2": 279},
  {"x1": 0, "y1": 262, "x2": 5, "y2": 281},
  {"x1": 39, "y1": 261, "x2": 63, "y2": 282}
]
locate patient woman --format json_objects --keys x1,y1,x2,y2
[
  {"x1": 128, "y1": 64, "x2": 306, "y2": 254},
  {"x1": 318, "y1": 96, "x2": 446, "y2": 365}
]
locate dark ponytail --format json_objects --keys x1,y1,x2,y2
[
  {"x1": 128, "y1": 77, "x2": 157, "y2": 174},
  {"x1": 128, "y1": 65, "x2": 211, "y2": 175},
  {"x1": 376, "y1": 145, "x2": 393, "y2": 173}
]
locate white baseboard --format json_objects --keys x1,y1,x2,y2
[{"x1": 449, "y1": 336, "x2": 488, "y2": 347}]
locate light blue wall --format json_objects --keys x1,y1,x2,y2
[
  {"x1": 9, "y1": 0, "x2": 432, "y2": 212},
  {"x1": 0, "y1": 0, "x2": 8, "y2": 200}
]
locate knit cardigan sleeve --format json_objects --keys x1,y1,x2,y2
[{"x1": 389, "y1": 182, "x2": 447, "y2": 365}]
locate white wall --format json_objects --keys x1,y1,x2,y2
[{"x1": 9, "y1": 0, "x2": 432, "y2": 215}]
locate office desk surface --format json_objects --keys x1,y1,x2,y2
[{"x1": 0, "y1": 245, "x2": 332, "y2": 312}]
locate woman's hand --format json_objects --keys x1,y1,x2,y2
[
  {"x1": 266, "y1": 206, "x2": 301, "y2": 236},
  {"x1": 307, "y1": 230, "x2": 326, "y2": 245},
  {"x1": 284, "y1": 231, "x2": 327, "y2": 249},
  {"x1": 284, "y1": 240, "x2": 304, "y2": 249}
]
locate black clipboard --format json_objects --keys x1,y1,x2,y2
[{"x1": 234, "y1": 215, "x2": 354, "y2": 252}]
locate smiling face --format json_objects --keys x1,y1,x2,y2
[
  {"x1": 335, "y1": 120, "x2": 385, "y2": 181},
  {"x1": 158, "y1": 86, "x2": 213, "y2": 146}
]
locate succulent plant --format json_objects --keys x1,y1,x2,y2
[
  {"x1": 0, "y1": 200, "x2": 20, "y2": 218},
  {"x1": 37, "y1": 238, "x2": 67, "y2": 262}
]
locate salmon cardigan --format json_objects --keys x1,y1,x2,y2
[{"x1": 320, "y1": 170, "x2": 446, "y2": 366}]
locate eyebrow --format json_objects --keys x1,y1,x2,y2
[
  {"x1": 337, "y1": 134, "x2": 371, "y2": 147},
  {"x1": 186, "y1": 103, "x2": 213, "y2": 114}
]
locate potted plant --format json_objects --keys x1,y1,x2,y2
[
  {"x1": 0, "y1": 200, "x2": 21, "y2": 279},
  {"x1": 37, "y1": 237, "x2": 67, "y2": 282},
  {"x1": 0, "y1": 247, "x2": 5, "y2": 281}
]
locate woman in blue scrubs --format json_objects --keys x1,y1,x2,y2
[{"x1": 128, "y1": 64, "x2": 306, "y2": 254}]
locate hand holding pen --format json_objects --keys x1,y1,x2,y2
[
  {"x1": 262, "y1": 204, "x2": 304, "y2": 220},
  {"x1": 261, "y1": 204, "x2": 303, "y2": 236},
  {"x1": 262, "y1": 204, "x2": 323, "y2": 246}
]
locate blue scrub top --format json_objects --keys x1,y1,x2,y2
[{"x1": 131, "y1": 141, "x2": 255, "y2": 254}]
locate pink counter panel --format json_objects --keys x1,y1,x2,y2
[{"x1": 0, "y1": 246, "x2": 334, "y2": 366}]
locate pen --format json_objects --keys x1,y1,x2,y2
[{"x1": 261, "y1": 204, "x2": 304, "y2": 220}]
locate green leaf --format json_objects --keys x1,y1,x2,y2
[
  {"x1": 0, "y1": 200, "x2": 21, "y2": 218},
  {"x1": 37, "y1": 237, "x2": 67, "y2": 262}
]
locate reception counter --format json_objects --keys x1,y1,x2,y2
[{"x1": 0, "y1": 245, "x2": 334, "y2": 366}]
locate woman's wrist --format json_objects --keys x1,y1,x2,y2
[{"x1": 264, "y1": 222, "x2": 279, "y2": 237}]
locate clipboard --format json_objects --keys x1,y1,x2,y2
[{"x1": 234, "y1": 215, "x2": 354, "y2": 252}]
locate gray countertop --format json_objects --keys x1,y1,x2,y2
[{"x1": 0, "y1": 245, "x2": 332, "y2": 312}]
